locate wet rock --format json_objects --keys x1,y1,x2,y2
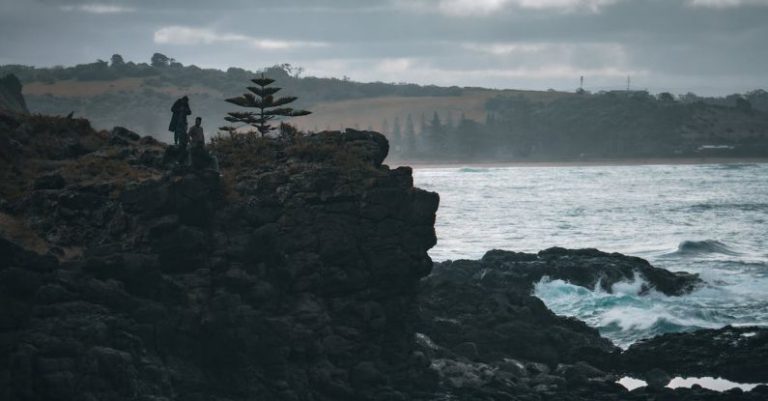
[
  {"x1": 622, "y1": 326, "x2": 768, "y2": 383},
  {"x1": 644, "y1": 368, "x2": 671, "y2": 390},
  {"x1": 555, "y1": 361, "x2": 611, "y2": 385}
]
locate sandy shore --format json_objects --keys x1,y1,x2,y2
[{"x1": 387, "y1": 157, "x2": 768, "y2": 169}]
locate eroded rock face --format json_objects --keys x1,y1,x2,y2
[{"x1": 0, "y1": 116, "x2": 440, "y2": 400}]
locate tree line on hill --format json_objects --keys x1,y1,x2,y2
[
  {"x1": 0, "y1": 53, "x2": 461, "y2": 103},
  {"x1": 383, "y1": 90, "x2": 768, "y2": 161}
]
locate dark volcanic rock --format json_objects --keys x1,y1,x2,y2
[
  {"x1": 622, "y1": 326, "x2": 768, "y2": 383},
  {"x1": 0, "y1": 115, "x2": 440, "y2": 401},
  {"x1": 416, "y1": 247, "x2": 700, "y2": 372},
  {"x1": 418, "y1": 256, "x2": 620, "y2": 372},
  {"x1": 413, "y1": 248, "x2": 766, "y2": 400},
  {"x1": 481, "y1": 248, "x2": 701, "y2": 295}
]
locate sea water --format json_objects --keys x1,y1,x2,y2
[{"x1": 413, "y1": 163, "x2": 768, "y2": 348}]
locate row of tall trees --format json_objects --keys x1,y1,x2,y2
[{"x1": 379, "y1": 111, "x2": 487, "y2": 159}]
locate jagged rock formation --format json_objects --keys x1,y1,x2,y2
[
  {"x1": 0, "y1": 74, "x2": 28, "y2": 114},
  {"x1": 417, "y1": 249, "x2": 767, "y2": 400},
  {"x1": 0, "y1": 114, "x2": 439, "y2": 401}
]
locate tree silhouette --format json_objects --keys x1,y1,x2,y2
[
  {"x1": 222, "y1": 73, "x2": 311, "y2": 137},
  {"x1": 658, "y1": 92, "x2": 675, "y2": 103},
  {"x1": 151, "y1": 53, "x2": 170, "y2": 68},
  {"x1": 110, "y1": 54, "x2": 125, "y2": 67}
]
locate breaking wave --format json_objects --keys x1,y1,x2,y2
[{"x1": 664, "y1": 240, "x2": 742, "y2": 257}]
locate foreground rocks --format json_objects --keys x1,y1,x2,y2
[
  {"x1": 419, "y1": 253, "x2": 620, "y2": 370},
  {"x1": 1, "y1": 114, "x2": 439, "y2": 400}
]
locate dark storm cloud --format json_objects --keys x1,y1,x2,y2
[{"x1": 1, "y1": 0, "x2": 767, "y2": 94}]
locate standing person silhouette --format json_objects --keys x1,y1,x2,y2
[{"x1": 169, "y1": 96, "x2": 191, "y2": 146}]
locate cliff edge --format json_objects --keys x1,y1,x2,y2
[{"x1": 0, "y1": 114, "x2": 439, "y2": 400}]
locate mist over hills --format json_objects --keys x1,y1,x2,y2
[{"x1": 3, "y1": 55, "x2": 768, "y2": 161}]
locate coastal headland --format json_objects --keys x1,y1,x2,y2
[{"x1": 2, "y1": 105, "x2": 767, "y2": 400}]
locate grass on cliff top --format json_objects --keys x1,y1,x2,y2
[
  {"x1": 210, "y1": 130, "x2": 380, "y2": 199},
  {"x1": 0, "y1": 114, "x2": 163, "y2": 200},
  {"x1": 0, "y1": 114, "x2": 105, "y2": 199},
  {"x1": 211, "y1": 130, "x2": 376, "y2": 171}
]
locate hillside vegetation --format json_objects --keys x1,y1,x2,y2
[{"x1": 3, "y1": 55, "x2": 768, "y2": 161}]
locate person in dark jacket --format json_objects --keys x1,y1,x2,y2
[{"x1": 169, "y1": 96, "x2": 191, "y2": 146}]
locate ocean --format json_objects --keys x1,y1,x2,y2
[{"x1": 413, "y1": 163, "x2": 768, "y2": 348}]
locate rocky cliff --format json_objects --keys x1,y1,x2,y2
[
  {"x1": 0, "y1": 74, "x2": 28, "y2": 114},
  {"x1": 0, "y1": 114, "x2": 439, "y2": 400}
]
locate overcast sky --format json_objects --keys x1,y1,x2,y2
[{"x1": 1, "y1": 0, "x2": 766, "y2": 95}]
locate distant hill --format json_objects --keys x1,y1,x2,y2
[
  {"x1": 2, "y1": 56, "x2": 767, "y2": 161},
  {"x1": 0, "y1": 58, "x2": 571, "y2": 141}
]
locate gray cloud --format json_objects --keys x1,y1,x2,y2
[{"x1": 0, "y1": 0, "x2": 765, "y2": 94}]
